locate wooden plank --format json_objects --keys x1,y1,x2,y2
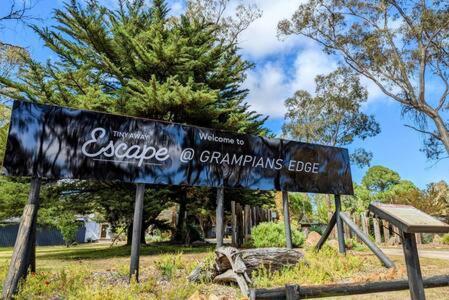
[
  {"x1": 416, "y1": 233, "x2": 422, "y2": 245},
  {"x1": 129, "y1": 183, "x2": 145, "y2": 282},
  {"x1": 382, "y1": 220, "x2": 390, "y2": 243},
  {"x1": 236, "y1": 203, "x2": 244, "y2": 247},
  {"x1": 316, "y1": 212, "x2": 337, "y2": 250},
  {"x1": 361, "y1": 213, "x2": 369, "y2": 236},
  {"x1": 216, "y1": 187, "x2": 224, "y2": 248},
  {"x1": 244, "y1": 205, "x2": 252, "y2": 236},
  {"x1": 402, "y1": 232, "x2": 425, "y2": 300},
  {"x1": 373, "y1": 218, "x2": 382, "y2": 244},
  {"x1": 250, "y1": 274, "x2": 449, "y2": 299},
  {"x1": 340, "y1": 213, "x2": 395, "y2": 268},
  {"x1": 2, "y1": 178, "x2": 41, "y2": 299},
  {"x1": 231, "y1": 201, "x2": 237, "y2": 246},
  {"x1": 285, "y1": 284, "x2": 300, "y2": 300},
  {"x1": 282, "y1": 191, "x2": 292, "y2": 249}
]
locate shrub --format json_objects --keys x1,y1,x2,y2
[
  {"x1": 154, "y1": 253, "x2": 184, "y2": 280},
  {"x1": 251, "y1": 222, "x2": 305, "y2": 248},
  {"x1": 442, "y1": 233, "x2": 449, "y2": 245}
]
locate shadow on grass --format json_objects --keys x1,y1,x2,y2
[{"x1": 37, "y1": 243, "x2": 214, "y2": 260}]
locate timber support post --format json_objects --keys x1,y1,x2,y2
[
  {"x1": 216, "y1": 187, "x2": 224, "y2": 248},
  {"x1": 335, "y1": 195, "x2": 346, "y2": 254},
  {"x1": 402, "y1": 232, "x2": 425, "y2": 300},
  {"x1": 129, "y1": 183, "x2": 145, "y2": 282},
  {"x1": 282, "y1": 191, "x2": 293, "y2": 249},
  {"x1": 2, "y1": 177, "x2": 41, "y2": 299}
]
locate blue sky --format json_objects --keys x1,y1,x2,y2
[{"x1": 1, "y1": 0, "x2": 448, "y2": 188}]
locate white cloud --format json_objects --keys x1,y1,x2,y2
[
  {"x1": 237, "y1": 0, "x2": 305, "y2": 59},
  {"x1": 244, "y1": 45, "x2": 338, "y2": 118}
]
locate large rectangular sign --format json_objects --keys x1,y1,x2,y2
[{"x1": 2, "y1": 101, "x2": 353, "y2": 194}]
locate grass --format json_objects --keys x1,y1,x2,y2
[{"x1": 2, "y1": 242, "x2": 449, "y2": 299}]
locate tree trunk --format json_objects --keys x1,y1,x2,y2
[
  {"x1": 433, "y1": 114, "x2": 449, "y2": 155},
  {"x1": 174, "y1": 189, "x2": 187, "y2": 242}
]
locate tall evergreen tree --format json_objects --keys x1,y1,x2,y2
[{"x1": 0, "y1": 0, "x2": 268, "y2": 243}]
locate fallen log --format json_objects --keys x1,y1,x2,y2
[
  {"x1": 215, "y1": 247, "x2": 304, "y2": 274},
  {"x1": 188, "y1": 247, "x2": 305, "y2": 295}
]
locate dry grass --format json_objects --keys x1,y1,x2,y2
[{"x1": 1, "y1": 242, "x2": 449, "y2": 299}]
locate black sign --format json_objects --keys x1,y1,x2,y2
[{"x1": 2, "y1": 101, "x2": 353, "y2": 194}]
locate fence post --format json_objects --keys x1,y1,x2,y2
[
  {"x1": 216, "y1": 187, "x2": 224, "y2": 248},
  {"x1": 285, "y1": 284, "x2": 300, "y2": 300},
  {"x1": 282, "y1": 191, "x2": 293, "y2": 249},
  {"x1": 382, "y1": 220, "x2": 390, "y2": 243},
  {"x1": 231, "y1": 201, "x2": 237, "y2": 246},
  {"x1": 373, "y1": 218, "x2": 382, "y2": 244},
  {"x1": 2, "y1": 178, "x2": 41, "y2": 299}
]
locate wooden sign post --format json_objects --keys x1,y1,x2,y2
[
  {"x1": 129, "y1": 183, "x2": 145, "y2": 282},
  {"x1": 282, "y1": 191, "x2": 293, "y2": 249},
  {"x1": 369, "y1": 203, "x2": 449, "y2": 300},
  {"x1": 216, "y1": 187, "x2": 224, "y2": 248},
  {"x1": 2, "y1": 178, "x2": 41, "y2": 299}
]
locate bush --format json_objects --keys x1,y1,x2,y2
[
  {"x1": 154, "y1": 253, "x2": 184, "y2": 280},
  {"x1": 442, "y1": 233, "x2": 449, "y2": 245},
  {"x1": 251, "y1": 222, "x2": 305, "y2": 248}
]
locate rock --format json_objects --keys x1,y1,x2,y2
[{"x1": 305, "y1": 231, "x2": 321, "y2": 247}]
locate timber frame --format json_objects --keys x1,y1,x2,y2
[{"x1": 315, "y1": 195, "x2": 395, "y2": 268}]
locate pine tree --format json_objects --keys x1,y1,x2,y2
[{"x1": 0, "y1": 0, "x2": 268, "y2": 243}]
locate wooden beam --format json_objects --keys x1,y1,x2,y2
[
  {"x1": 340, "y1": 213, "x2": 395, "y2": 268},
  {"x1": 129, "y1": 183, "x2": 145, "y2": 282},
  {"x1": 231, "y1": 201, "x2": 237, "y2": 246},
  {"x1": 373, "y1": 218, "x2": 382, "y2": 244},
  {"x1": 402, "y1": 232, "x2": 425, "y2": 300},
  {"x1": 2, "y1": 178, "x2": 41, "y2": 299},
  {"x1": 282, "y1": 191, "x2": 292, "y2": 249},
  {"x1": 250, "y1": 274, "x2": 449, "y2": 299},
  {"x1": 335, "y1": 195, "x2": 346, "y2": 254},
  {"x1": 315, "y1": 212, "x2": 337, "y2": 250},
  {"x1": 216, "y1": 187, "x2": 224, "y2": 248}
]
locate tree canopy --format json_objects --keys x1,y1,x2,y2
[
  {"x1": 0, "y1": 0, "x2": 271, "y2": 243},
  {"x1": 279, "y1": 0, "x2": 449, "y2": 161},
  {"x1": 283, "y1": 67, "x2": 380, "y2": 167}
]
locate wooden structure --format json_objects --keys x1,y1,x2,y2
[
  {"x1": 230, "y1": 201, "x2": 275, "y2": 248},
  {"x1": 369, "y1": 203, "x2": 449, "y2": 300},
  {"x1": 316, "y1": 195, "x2": 394, "y2": 268},
  {"x1": 250, "y1": 274, "x2": 449, "y2": 299}
]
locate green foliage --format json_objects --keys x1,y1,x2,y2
[
  {"x1": 0, "y1": 177, "x2": 29, "y2": 221},
  {"x1": 289, "y1": 193, "x2": 313, "y2": 223},
  {"x1": 283, "y1": 67, "x2": 379, "y2": 167},
  {"x1": 442, "y1": 234, "x2": 449, "y2": 245},
  {"x1": 342, "y1": 183, "x2": 372, "y2": 214},
  {"x1": 251, "y1": 222, "x2": 305, "y2": 248},
  {"x1": 0, "y1": 0, "x2": 271, "y2": 243},
  {"x1": 362, "y1": 166, "x2": 400, "y2": 192},
  {"x1": 279, "y1": 0, "x2": 449, "y2": 160},
  {"x1": 154, "y1": 252, "x2": 184, "y2": 279}
]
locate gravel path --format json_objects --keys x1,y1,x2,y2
[{"x1": 382, "y1": 248, "x2": 449, "y2": 260}]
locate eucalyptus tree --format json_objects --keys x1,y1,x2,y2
[
  {"x1": 283, "y1": 67, "x2": 380, "y2": 167},
  {"x1": 279, "y1": 0, "x2": 449, "y2": 160}
]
